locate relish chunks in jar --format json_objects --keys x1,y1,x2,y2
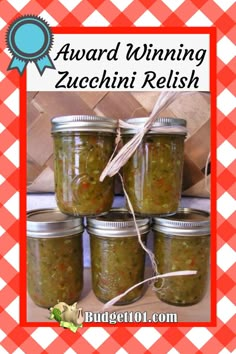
[
  {"x1": 87, "y1": 209, "x2": 150, "y2": 305},
  {"x1": 27, "y1": 209, "x2": 84, "y2": 308},
  {"x1": 51, "y1": 115, "x2": 116, "y2": 217},
  {"x1": 122, "y1": 117, "x2": 187, "y2": 216},
  {"x1": 152, "y1": 208, "x2": 210, "y2": 306}
]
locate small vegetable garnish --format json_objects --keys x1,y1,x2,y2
[
  {"x1": 49, "y1": 301, "x2": 84, "y2": 333},
  {"x1": 51, "y1": 308, "x2": 62, "y2": 322}
]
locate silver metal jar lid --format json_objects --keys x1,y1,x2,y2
[
  {"x1": 51, "y1": 115, "x2": 117, "y2": 133},
  {"x1": 121, "y1": 117, "x2": 187, "y2": 135},
  {"x1": 87, "y1": 208, "x2": 150, "y2": 237},
  {"x1": 152, "y1": 208, "x2": 210, "y2": 236},
  {"x1": 27, "y1": 208, "x2": 84, "y2": 238}
]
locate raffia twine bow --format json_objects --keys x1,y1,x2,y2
[{"x1": 100, "y1": 91, "x2": 189, "y2": 182}]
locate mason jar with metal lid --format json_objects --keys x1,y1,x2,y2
[
  {"x1": 87, "y1": 208, "x2": 150, "y2": 305},
  {"x1": 51, "y1": 115, "x2": 117, "y2": 216},
  {"x1": 27, "y1": 208, "x2": 84, "y2": 308},
  {"x1": 122, "y1": 117, "x2": 187, "y2": 216},
  {"x1": 152, "y1": 208, "x2": 210, "y2": 306}
]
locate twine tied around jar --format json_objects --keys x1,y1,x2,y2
[{"x1": 99, "y1": 91, "x2": 189, "y2": 182}]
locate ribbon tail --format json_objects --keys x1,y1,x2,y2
[
  {"x1": 36, "y1": 55, "x2": 55, "y2": 75},
  {"x1": 7, "y1": 57, "x2": 27, "y2": 75}
]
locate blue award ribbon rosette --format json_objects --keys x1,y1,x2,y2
[{"x1": 6, "y1": 15, "x2": 55, "y2": 75}]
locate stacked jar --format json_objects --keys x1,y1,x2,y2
[
  {"x1": 87, "y1": 208, "x2": 150, "y2": 305},
  {"x1": 121, "y1": 117, "x2": 187, "y2": 216},
  {"x1": 51, "y1": 115, "x2": 117, "y2": 217},
  {"x1": 152, "y1": 208, "x2": 210, "y2": 306},
  {"x1": 27, "y1": 209, "x2": 84, "y2": 308}
]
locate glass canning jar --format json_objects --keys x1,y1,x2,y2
[
  {"x1": 51, "y1": 115, "x2": 117, "y2": 216},
  {"x1": 27, "y1": 208, "x2": 84, "y2": 308},
  {"x1": 122, "y1": 117, "x2": 187, "y2": 216},
  {"x1": 152, "y1": 208, "x2": 210, "y2": 306},
  {"x1": 87, "y1": 209, "x2": 150, "y2": 305}
]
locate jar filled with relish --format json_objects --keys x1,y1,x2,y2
[
  {"x1": 51, "y1": 115, "x2": 117, "y2": 216},
  {"x1": 87, "y1": 209, "x2": 150, "y2": 305},
  {"x1": 122, "y1": 117, "x2": 187, "y2": 216},
  {"x1": 152, "y1": 208, "x2": 210, "y2": 306},
  {"x1": 27, "y1": 208, "x2": 84, "y2": 308}
]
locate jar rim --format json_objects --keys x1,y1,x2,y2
[
  {"x1": 87, "y1": 208, "x2": 150, "y2": 237},
  {"x1": 152, "y1": 208, "x2": 210, "y2": 236},
  {"x1": 51, "y1": 115, "x2": 117, "y2": 133},
  {"x1": 121, "y1": 117, "x2": 187, "y2": 135},
  {"x1": 27, "y1": 208, "x2": 84, "y2": 238}
]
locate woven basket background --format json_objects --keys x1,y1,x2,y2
[{"x1": 27, "y1": 91, "x2": 210, "y2": 197}]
